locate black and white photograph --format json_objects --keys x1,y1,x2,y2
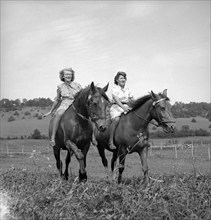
[{"x1": 0, "y1": 1, "x2": 210, "y2": 219}]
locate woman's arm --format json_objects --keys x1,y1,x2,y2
[
  {"x1": 112, "y1": 94, "x2": 131, "y2": 112},
  {"x1": 43, "y1": 88, "x2": 61, "y2": 117}
]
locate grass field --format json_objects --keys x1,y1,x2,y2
[
  {"x1": 0, "y1": 138, "x2": 210, "y2": 177},
  {"x1": 0, "y1": 139, "x2": 211, "y2": 219},
  {"x1": 1, "y1": 108, "x2": 211, "y2": 219}
]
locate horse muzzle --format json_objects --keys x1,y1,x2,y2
[
  {"x1": 94, "y1": 118, "x2": 107, "y2": 132},
  {"x1": 162, "y1": 121, "x2": 176, "y2": 133}
]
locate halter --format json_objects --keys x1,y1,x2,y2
[
  {"x1": 72, "y1": 94, "x2": 107, "y2": 123},
  {"x1": 134, "y1": 97, "x2": 175, "y2": 127}
]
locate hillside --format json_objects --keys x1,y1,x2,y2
[
  {"x1": 0, "y1": 106, "x2": 210, "y2": 139},
  {"x1": 0, "y1": 106, "x2": 51, "y2": 138},
  {"x1": 1, "y1": 98, "x2": 211, "y2": 119}
]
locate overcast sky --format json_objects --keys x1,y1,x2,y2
[{"x1": 1, "y1": 1, "x2": 210, "y2": 104}]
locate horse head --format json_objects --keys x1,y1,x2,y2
[
  {"x1": 150, "y1": 89, "x2": 176, "y2": 133},
  {"x1": 87, "y1": 82, "x2": 109, "y2": 132}
]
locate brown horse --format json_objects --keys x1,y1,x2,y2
[
  {"x1": 49, "y1": 82, "x2": 109, "y2": 182},
  {"x1": 95, "y1": 89, "x2": 176, "y2": 183}
]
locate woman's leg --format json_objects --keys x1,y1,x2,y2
[
  {"x1": 50, "y1": 110, "x2": 65, "y2": 146},
  {"x1": 108, "y1": 117, "x2": 119, "y2": 150},
  {"x1": 91, "y1": 122, "x2": 97, "y2": 146}
]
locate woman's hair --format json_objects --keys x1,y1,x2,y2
[
  {"x1": 114, "y1": 71, "x2": 127, "y2": 85},
  {"x1": 59, "y1": 68, "x2": 75, "y2": 82}
]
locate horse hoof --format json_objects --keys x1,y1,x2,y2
[
  {"x1": 79, "y1": 170, "x2": 87, "y2": 183},
  {"x1": 62, "y1": 175, "x2": 68, "y2": 181}
]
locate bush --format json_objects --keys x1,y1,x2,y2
[
  {"x1": 191, "y1": 118, "x2": 196, "y2": 123},
  {"x1": 8, "y1": 116, "x2": 15, "y2": 122},
  {"x1": 33, "y1": 113, "x2": 39, "y2": 117},
  {"x1": 37, "y1": 115, "x2": 43, "y2": 120},
  {"x1": 24, "y1": 111, "x2": 31, "y2": 115},
  {"x1": 13, "y1": 111, "x2": 19, "y2": 116},
  {"x1": 31, "y1": 129, "x2": 42, "y2": 139}
]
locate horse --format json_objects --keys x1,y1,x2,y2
[
  {"x1": 49, "y1": 82, "x2": 109, "y2": 182},
  {"x1": 94, "y1": 89, "x2": 176, "y2": 184}
]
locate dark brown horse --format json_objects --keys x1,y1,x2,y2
[
  {"x1": 95, "y1": 89, "x2": 176, "y2": 183},
  {"x1": 49, "y1": 82, "x2": 109, "y2": 182}
]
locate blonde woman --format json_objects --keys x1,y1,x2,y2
[{"x1": 44, "y1": 68, "x2": 82, "y2": 146}]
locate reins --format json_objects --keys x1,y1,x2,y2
[
  {"x1": 72, "y1": 104, "x2": 89, "y2": 121},
  {"x1": 133, "y1": 98, "x2": 175, "y2": 127},
  {"x1": 134, "y1": 111, "x2": 159, "y2": 127}
]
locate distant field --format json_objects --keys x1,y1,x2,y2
[{"x1": 0, "y1": 107, "x2": 210, "y2": 138}]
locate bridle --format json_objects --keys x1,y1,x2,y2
[
  {"x1": 72, "y1": 104, "x2": 89, "y2": 121},
  {"x1": 133, "y1": 97, "x2": 175, "y2": 127},
  {"x1": 72, "y1": 93, "x2": 108, "y2": 124}
]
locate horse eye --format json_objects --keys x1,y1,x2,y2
[{"x1": 161, "y1": 106, "x2": 165, "y2": 110}]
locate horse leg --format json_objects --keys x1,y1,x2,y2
[
  {"x1": 117, "y1": 149, "x2": 127, "y2": 184},
  {"x1": 53, "y1": 146, "x2": 63, "y2": 177},
  {"x1": 138, "y1": 146, "x2": 149, "y2": 185},
  {"x1": 117, "y1": 156, "x2": 126, "y2": 184},
  {"x1": 97, "y1": 143, "x2": 110, "y2": 179},
  {"x1": 66, "y1": 140, "x2": 87, "y2": 182},
  {"x1": 111, "y1": 150, "x2": 119, "y2": 182},
  {"x1": 63, "y1": 150, "x2": 73, "y2": 180}
]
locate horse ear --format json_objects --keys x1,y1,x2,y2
[
  {"x1": 163, "y1": 89, "x2": 167, "y2": 97},
  {"x1": 103, "y1": 83, "x2": 109, "y2": 92},
  {"x1": 151, "y1": 90, "x2": 157, "y2": 100},
  {"x1": 90, "y1": 82, "x2": 96, "y2": 94}
]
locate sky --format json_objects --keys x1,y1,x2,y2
[{"x1": 1, "y1": 0, "x2": 210, "y2": 104}]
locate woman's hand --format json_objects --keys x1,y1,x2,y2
[
  {"x1": 123, "y1": 105, "x2": 131, "y2": 114},
  {"x1": 42, "y1": 111, "x2": 52, "y2": 117}
]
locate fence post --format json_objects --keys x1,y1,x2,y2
[
  {"x1": 7, "y1": 143, "x2": 9, "y2": 154},
  {"x1": 150, "y1": 144, "x2": 152, "y2": 156},
  {"x1": 22, "y1": 145, "x2": 24, "y2": 154},
  {"x1": 160, "y1": 142, "x2": 163, "y2": 157},
  {"x1": 208, "y1": 146, "x2": 211, "y2": 175},
  {"x1": 175, "y1": 145, "x2": 178, "y2": 159},
  {"x1": 191, "y1": 144, "x2": 194, "y2": 160}
]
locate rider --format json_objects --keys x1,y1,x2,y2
[
  {"x1": 44, "y1": 68, "x2": 82, "y2": 147},
  {"x1": 109, "y1": 71, "x2": 134, "y2": 150}
]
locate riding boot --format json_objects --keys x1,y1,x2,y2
[{"x1": 108, "y1": 118, "x2": 119, "y2": 150}]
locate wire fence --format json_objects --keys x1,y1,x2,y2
[
  {"x1": 1, "y1": 142, "x2": 210, "y2": 161},
  {"x1": 149, "y1": 143, "x2": 210, "y2": 160}
]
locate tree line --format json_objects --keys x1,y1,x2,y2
[
  {"x1": 171, "y1": 101, "x2": 211, "y2": 120},
  {"x1": 0, "y1": 98, "x2": 53, "y2": 110},
  {"x1": 0, "y1": 98, "x2": 211, "y2": 120}
]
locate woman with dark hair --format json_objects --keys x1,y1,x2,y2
[
  {"x1": 44, "y1": 68, "x2": 82, "y2": 146},
  {"x1": 109, "y1": 71, "x2": 134, "y2": 149}
]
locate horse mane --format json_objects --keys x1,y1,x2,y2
[
  {"x1": 130, "y1": 94, "x2": 152, "y2": 111},
  {"x1": 74, "y1": 85, "x2": 90, "y2": 104},
  {"x1": 130, "y1": 92, "x2": 170, "y2": 112}
]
